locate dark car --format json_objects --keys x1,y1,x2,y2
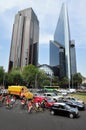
[
  {"x1": 58, "y1": 97, "x2": 85, "y2": 110},
  {"x1": 65, "y1": 97, "x2": 84, "y2": 104},
  {"x1": 50, "y1": 102, "x2": 79, "y2": 118},
  {"x1": 63, "y1": 99, "x2": 85, "y2": 110}
]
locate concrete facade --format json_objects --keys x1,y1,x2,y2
[{"x1": 8, "y1": 8, "x2": 39, "y2": 71}]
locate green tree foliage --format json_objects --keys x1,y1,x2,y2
[
  {"x1": 73, "y1": 73, "x2": 82, "y2": 88},
  {"x1": 82, "y1": 83, "x2": 86, "y2": 87},
  {"x1": 59, "y1": 77, "x2": 69, "y2": 88},
  {"x1": 22, "y1": 64, "x2": 38, "y2": 87},
  {"x1": 22, "y1": 65, "x2": 48, "y2": 88},
  {"x1": 3, "y1": 72, "x2": 9, "y2": 88},
  {"x1": 7, "y1": 68, "x2": 23, "y2": 85},
  {"x1": 37, "y1": 70, "x2": 49, "y2": 87},
  {"x1": 1, "y1": 64, "x2": 83, "y2": 90},
  {"x1": 0, "y1": 66, "x2": 5, "y2": 85},
  {"x1": 52, "y1": 76, "x2": 59, "y2": 86}
]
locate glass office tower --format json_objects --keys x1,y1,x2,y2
[
  {"x1": 50, "y1": 41, "x2": 60, "y2": 67},
  {"x1": 50, "y1": 3, "x2": 77, "y2": 79},
  {"x1": 8, "y1": 8, "x2": 39, "y2": 71},
  {"x1": 50, "y1": 40, "x2": 65, "y2": 78}
]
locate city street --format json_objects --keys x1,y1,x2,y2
[{"x1": 0, "y1": 104, "x2": 86, "y2": 130}]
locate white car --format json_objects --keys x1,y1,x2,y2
[
  {"x1": 43, "y1": 92, "x2": 63, "y2": 101},
  {"x1": 67, "y1": 89, "x2": 76, "y2": 93},
  {"x1": 57, "y1": 89, "x2": 68, "y2": 96}
]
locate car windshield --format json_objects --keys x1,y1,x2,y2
[
  {"x1": 51, "y1": 93, "x2": 57, "y2": 96},
  {"x1": 47, "y1": 99, "x2": 55, "y2": 102}
]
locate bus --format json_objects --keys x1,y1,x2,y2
[{"x1": 44, "y1": 86, "x2": 59, "y2": 92}]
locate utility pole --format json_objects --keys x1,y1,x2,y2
[
  {"x1": 25, "y1": 49, "x2": 28, "y2": 65},
  {"x1": 3, "y1": 74, "x2": 5, "y2": 87},
  {"x1": 35, "y1": 74, "x2": 37, "y2": 88},
  {"x1": 71, "y1": 74, "x2": 73, "y2": 88}
]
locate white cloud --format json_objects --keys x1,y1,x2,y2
[
  {"x1": 0, "y1": 0, "x2": 62, "y2": 45},
  {"x1": 0, "y1": 0, "x2": 86, "y2": 47},
  {"x1": 0, "y1": 0, "x2": 86, "y2": 76}
]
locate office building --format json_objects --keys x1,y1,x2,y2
[
  {"x1": 50, "y1": 3, "x2": 77, "y2": 79},
  {"x1": 8, "y1": 8, "x2": 39, "y2": 71},
  {"x1": 70, "y1": 40, "x2": 77, "y2": 75}
]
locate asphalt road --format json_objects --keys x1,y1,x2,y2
[{"x1": 0, "y1": 103, "x2": 86, "y2": 130}]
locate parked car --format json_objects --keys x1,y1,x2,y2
[
  {"x1": 50, "y1": 102, "x2": 79, "y2": 118},
  {"x1": 33, "y1": 92, "x2": 40, "y2": 97},
  {"x1": 59, "y1": 98, "x2": 85, "y2": 110},
  {"x1": 67, "y1": 89, "x2": 76, "y2": 93},
  {"x1": 57, "y1": 89, "x2": 68, "y2": 96},
  {"x1": 43, "y1": 92, "x2": 63, "y2": 101},
  {"x1": 33, "y1": 96, "x2": 46, "y2": 103},
  {"x1": 44, "y1": 98, "x2": 56, "y2": 108},
  {"x1": 65, "y1": 96, "x2": 84, "y2": 104}
]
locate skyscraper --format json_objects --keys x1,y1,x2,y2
[
  {"x1": 50, "y1": 3, "x2": 77, "y2": 80},
  {"x1": 8, "y1": 8, "x2": 39, "y2": 71},
  {"x1": 70, "y1": 40, "x2": 77, "y2": 75}
]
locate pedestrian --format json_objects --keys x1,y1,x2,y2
[
  {"x1": 41, "y1": 99, "x2": 46, "y2": 111},
  {"x1": 27, "y1": 100, "x2": 33, "y2": 113}
]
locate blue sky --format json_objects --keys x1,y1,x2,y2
[{"x1": 0, "y1": 0, "x2": 86, "y2": 77}]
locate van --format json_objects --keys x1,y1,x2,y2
[{"x1": 8, "y1": 86, "x2": 33, "y2": 99}]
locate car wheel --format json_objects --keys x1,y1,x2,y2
[
  {"x1": 50, "y1": 110, "x2": 55, "y2": 115},
  {"x1": 69, "y1": 113, "x2": 74, "y2": 119}
]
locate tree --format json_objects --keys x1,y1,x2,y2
[
  {"x1": 22, "y1": 64, "x2": 38, "y2": 87},
  {"x1": 7, "y1": 68, "x2": 23, "y2": 85},
  {"x1": 0, "y1": 66, "x2": 5, "y2": 85},
  {"x1": 52, "y1": 76, "x2": 59, "y2": 86},
  {"x1": 73, "y1": 73, "x2": 82, "y2": 88},
  {"x1": 37, "y1": 70, "x2": 48, "y2": 87},
  {"x1": 59, "y1": 77, "x2": 69, "y2": 88}
]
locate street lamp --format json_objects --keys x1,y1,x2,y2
[
  {"x1": 35, "y1": 73, "x2": 37, "y2": 88},
  {"x1": 3, "y1": 74, "x2": 5, "y2": 87},
  {"x1": 71, "y1": 74, "x2": 73, "y2": 88}
]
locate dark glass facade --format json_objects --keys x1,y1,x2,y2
[
  {"x1": 50, "y1": 3, "x2": 77, "y2": 79},
  {"x1": 50, "y1": 41, "x2": 59, "y2": 66}
]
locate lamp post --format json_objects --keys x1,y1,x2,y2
[
  {"x1": 3, "y1": 74, "x2": 5, "y2": 87},
  {"x1": 35, "y1": 73, "x2": 37, "y2": 88},
  {"x1": 25, "y1": 49, "x2": 28, "y2": 65},
  {"x1": 71, "y1": 74, "x2": 73, "y2": 88},
  {"x1": 50, "y1": 74, "x2": 52, "y2": 87},
  {"x1": 68, "y1": 79, "x2": 70, "y2": 89}
]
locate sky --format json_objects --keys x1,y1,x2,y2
[{"x1": 0, "y1": 0, "x2": 86, "y2": 77}]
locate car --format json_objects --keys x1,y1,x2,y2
[
  {"x1": 33, "y1": 96, "x2": 47, "y2": 103},
  {"x1": 60, "y1": 98, "x2": 85, "y2": 110},
  {"x1": 57, "y1": 89, "x2": 68, "y2": 96},
  {"x1": 50, "y1": 102, "x2": 79, "y2": 119},
  {"x1": 66, "y1": 96, "x2": 84, "y2": 104},
  {"x1": 44, "y1": 98, "x2": 56, "y2": 108},
  {"x1": 67, "y1": 89, "x2": 76, "y2": 93},
  {"x1": 33, "y1": 92, "x2": 40, "y2": 97},
  {"x1": 43, "y1": 92, "x2": 63, "y2": 101}
]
